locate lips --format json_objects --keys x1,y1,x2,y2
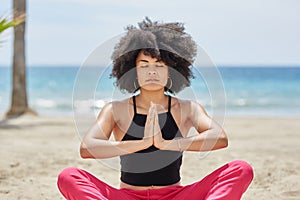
[{"x1": 146, "y1": 79, "x2": 159, "y2": 82}]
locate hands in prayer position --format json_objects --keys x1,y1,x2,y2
[{"x1": 143, "y1": 102, "x2": 165, "y2": 149}]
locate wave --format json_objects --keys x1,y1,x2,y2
[
  {"x1": 73, "y1": 99, "x2": 106, "y2": 112},
  {"x1": 0, "y1": 95, "x2": 299, "y2": 117}
]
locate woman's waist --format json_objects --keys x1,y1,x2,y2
[{"x1": 120, "y1": 180, "x2": 182, "y2": 190}]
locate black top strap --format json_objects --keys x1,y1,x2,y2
[
  {"x1": 132, "y1": 95, "x2": 137, "y2": 114},
  {"x1": 168, "y1": 95, "x2": 171, "y2": 112}
]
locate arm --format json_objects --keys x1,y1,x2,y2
[
  {"x1": 159, "y1": 100, "x2": 228, "y2": 152},
  {"x1": 80, "y1": 102, "x2": 151, "y2": 159}
]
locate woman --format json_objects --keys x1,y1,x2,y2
[{"x1": 57, "y1": 18, "x2": 253, "y2": 200}]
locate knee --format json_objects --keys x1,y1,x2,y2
[
  {"x1": 57, "y1": 167, "x2": 82, "y2": 189},
  {"x1": 230, "y1": 160, "x2": 254, "y2": 183}
]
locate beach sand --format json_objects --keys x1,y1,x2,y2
[{"x1": 0, "y1": 115, "x2": 299, "y2": 200}]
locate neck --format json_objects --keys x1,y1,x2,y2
[{"x1": 138, "y1": 88, "x2": 167, "y2": 107}]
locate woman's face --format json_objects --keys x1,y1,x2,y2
[{"x1": 135, "y1": 51, "x2": 169, "y2": 91}]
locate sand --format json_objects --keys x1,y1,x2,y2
[{"x1": 0, "y1": 115, "x2": 299, "y2": 200}]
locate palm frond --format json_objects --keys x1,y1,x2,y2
[{"x1": 0, "y1": 14, "x2": 25, "y2": 34}]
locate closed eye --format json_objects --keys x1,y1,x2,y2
[{"x1": 139, "y1": 65, "x2": 165, "y2": 68}]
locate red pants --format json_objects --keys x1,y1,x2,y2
[{"x1": 57, "y1": 160, "x2": 253, "y2": 200}]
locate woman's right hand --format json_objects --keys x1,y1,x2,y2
[{"x1": 143, "y1": 102, "x2": 155, "y2": 148}]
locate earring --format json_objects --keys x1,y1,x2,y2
[{"x1": 167, "y1": 77, "x2": 173, "y2": 90}]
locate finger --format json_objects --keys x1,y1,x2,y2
[
  {"x1": 146, "y1": 114, "x2": 153, "y2": 124},
  {"x1": 149, "y1": 105, "x2": 156, "y2": 118},
  {"x1": 148, "y1": 102, "x2": 155, "y2": 114},
  {"x1": 150, "y1": 101, "x2": 155, "y2": 109},
  {"x1": 146, "y1": 107, "x2": 155, "y2": 123},
  {"x1": 152, "y1": 104, "x2": 157, "y2": 114},
  {"x1": 146, "y1": 111, "x2": 151, "y2": 122},
  {"x1": 153, "y1": 111, "x2": 158, "y2": 135},
  {"x1": 150, "y1": 105, "x2": 155, "y2": 116},
  {"x1": 147, "y1": 105, "x2": 153, "y2": 116},
  {"x1": 154, "y1": 106, "x2": 158, "y2": 118}
]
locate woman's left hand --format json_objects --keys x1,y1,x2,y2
[{"x1": 152, "y1": 106, "x2": 165, "y2": 149}]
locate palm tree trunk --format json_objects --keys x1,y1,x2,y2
[{"x1": 6, "y1": 0, "x2": 36, "y2": 117}]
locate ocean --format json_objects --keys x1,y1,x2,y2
[{"x1": 0, "y1": 66, "x2": 299, "y2": 117}]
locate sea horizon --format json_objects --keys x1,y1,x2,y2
[{"x1": 1, "y1": 65, "x2": 300, "y2": 117}]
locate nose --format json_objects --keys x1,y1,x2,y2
[
  {"x1": 148, "y1": 70, "x2": 157, "y2": 75},
  {"x1": 148, "y1": 66, "x2": 157, "y2": 75}
]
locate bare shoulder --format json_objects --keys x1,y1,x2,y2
[
  {"x1": 173, "y1": 98, "x2": 208, "y2": 119},
  {"x1": 96, "y1": 101, "x2": 114, "y2": 120},
  {"x1": 99, "y1": 97, "x2": 132, "y2": 122},
  {"x1": 100, "y1": 98, "x2": 130, "y2": 110},
  {"x1": 173, "y1": 97, "x2": 198, "y2": 110},
  {"x1": 173, "y1": 97, "x2": 189, "y2": 109},
  {"x1": 111, "y1": 97, "x2": 132, "y2": 109},
  {"x1": 170, "y1": 97, "x2": 191, "y2": 119}
]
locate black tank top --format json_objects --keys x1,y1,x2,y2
[{"x1": 120, "y1": 95, "x2": 183, "y2": 186}]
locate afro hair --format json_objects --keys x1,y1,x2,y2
[{"x1": 110, "y1": 17, "x2": 197, "y2": 94}]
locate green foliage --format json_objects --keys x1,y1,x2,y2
[{"x1": 0, "y1": 14, "x2": 25, "y2": 34}]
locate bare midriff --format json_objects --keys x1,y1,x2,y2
[{"x1": 120, "y1": 181, "x2": 182, "y2": 190}]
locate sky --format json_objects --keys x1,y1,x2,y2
[{"x1": 0, "y1": 0, "x2": 299, "y2": 67}]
